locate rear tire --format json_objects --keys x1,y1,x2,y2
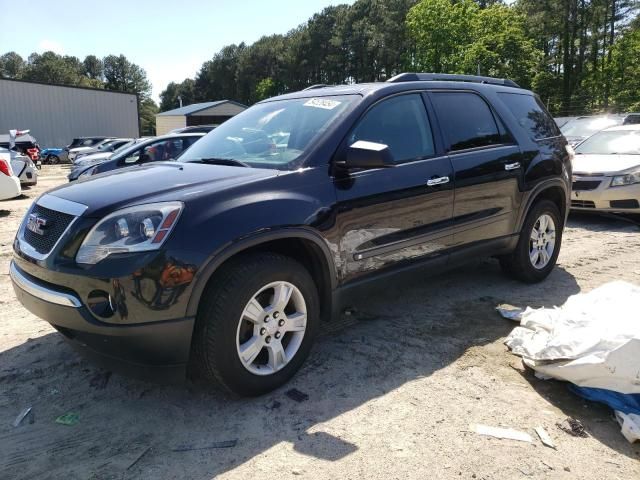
[
  {"x1": 48, "y1": 155, "x2": 59, "y2": 165},
  {"x1": 191, "y1": 253, "x2": 319, "y2": 396},
  {"x1": 500, "y1": 200, "x2": 563, "y2": 283}
]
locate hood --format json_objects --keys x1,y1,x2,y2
[
  {"x1": 572, "y1": 153, "x2": 640, "y2": 175},
  {"x1": 47, "y1": 161, "x2": 279, "y2": 216},
  {"x1": 74, "y1": 152, "x2": 112, "y2": 165}
]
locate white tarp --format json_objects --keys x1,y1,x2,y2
[
  {"x1": 505, "y1": 281, "x2": 640, "y2": 394},
  {"x1": 504, "y1": 281, "x2": 640, "y2": 443}
]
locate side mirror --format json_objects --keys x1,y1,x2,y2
[
  {"x1": 343, "y1": 141, "x2": 395, "y2": 169},
  {"x1": 124, "y1": 154, "x2": 139, "y2": 164}
]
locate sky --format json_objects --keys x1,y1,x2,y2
[{"x1": 0, "y1": 0, "x2": 354, "y2": 102}]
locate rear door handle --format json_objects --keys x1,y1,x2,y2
[
  {"x1": 427, "y1": 176, "x2": 450, "y2": 187},
  {"x1": 504, "y1": 162, "x2": 521, "y2": 171}
]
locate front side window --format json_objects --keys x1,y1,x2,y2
[
  {"x1": 348, "y1": 94, "x2": 435, "y2": 163},
  {"x1": 431, "y1": 92, "x2": 504, "y2": 151},
  {"x1": 180, "y1": 95, "x2": 357, "y2": 170}
]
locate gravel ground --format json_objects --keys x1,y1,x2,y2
[{"x1": 1, "y1": 166, "x2": 639, "y2": 479}]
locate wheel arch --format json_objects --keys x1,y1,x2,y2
[
  {"x1": 186, "y1": 228, "x2": 337, "y2": 323},
  {"x1": 517, "y1": 179, "x2": 569, "y2": 232}
]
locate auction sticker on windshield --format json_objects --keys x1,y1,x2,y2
[{"x1": 304, "y1": 98, "x2": 342, "y2": 110}]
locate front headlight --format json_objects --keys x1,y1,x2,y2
[
  {"x1": 611, "y1": 171, "x2": 640, "y2": 187},
  {"x1": 76, "y1": 202, "x2": 183, "y2": 264}
]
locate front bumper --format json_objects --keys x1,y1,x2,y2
[
  {"x1": 571, "y1": 175, "x2": 640, "y2": 213},
  {"x1": 10, "y1": 260, "x2": 194, "y2": 381}
]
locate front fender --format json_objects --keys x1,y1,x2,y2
[{"x1": 185, "y1": 227, "x2": 337, "y2": 318}]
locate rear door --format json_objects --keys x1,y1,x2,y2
[
  {"x1": 429, "y1": 90, "x2": 522, "y2": 247},
  {"x1": 333, "y1": 92, "x2": 455, "y2": 282}
]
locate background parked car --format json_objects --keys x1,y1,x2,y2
[
  {"x1": 169, "y1": 125, "x2": 217, "y2": 134},
  {"x1": 6, "y1": 148, "x2": 38, "y2": 187},
  {"x1": 40, "y1": 147, "x2": 64, "y2": 164},
  {"x1": 63, "y1": 136, "x2": 109, "y2": 163},
  {"x1": 561, "y1": 115, "x2": 621, "y2": 147},
  {"x1": 571, "y1": 125, "x2": 640, "y2": 213},
  {"x1": 70, "y1": 133, "x2": 205, "y2": 181},
  {"x1": 71, "y1": 138, "x2": 145, "y2": 169},
  {"x1": 554, "y1": 116, "x2": 577, "y2": 129},
  {"x1": 0, "y1": 132, "x2": 40, "y2": 161},
  {"x1": 68, "y1": 138, "x2": 115, "y2": 162},
  {"x1": 73, "y1": 138, "x2": 133, "y2": 161},
  {"x1": 0, "y1": 149, "x2": 21, "y2": 200},
  {"x1": 561, "y1": 113, "x2": 640, "y2": 147}
]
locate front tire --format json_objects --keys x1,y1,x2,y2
[
  {"x1": 191, "y1": 253, "x2": 319, "y2": 396},
  {"x1": 48, "y1": 155, "x2": 59, "y2": 165},
  {"x1": 500, "y1": 200, "x2": 563, "y2": 283}
]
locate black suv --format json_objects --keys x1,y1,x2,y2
[{"x1": 11, "y1": 73, "x2": 571, "y2": 396}]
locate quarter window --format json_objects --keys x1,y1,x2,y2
[
  {"x1": 431, "y1": 92, "x2": 505, "y2": 151},
  {"x1": 349, "y1": 94, "x2": 435, "y2": 163},
  {"x1": 498, "y1": 93, "x2": 560, "y2": 140}
]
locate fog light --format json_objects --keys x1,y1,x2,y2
[{"x1": 87, "y1": 290, "x2": 115, "y2": 318}]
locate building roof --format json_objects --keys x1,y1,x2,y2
[{"x1": 156, "y1": 100, "x2": 247, "y2": 116}]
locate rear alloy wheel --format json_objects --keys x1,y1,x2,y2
[
  {"x1": 192, "y1": 253, "x2": 319, "y2": 396},
  {"x1": 48, "y1": 155, "x2": 59, "y2": 165},
  {"x1": 500, "y1": 199, "x2": 563, "y2": 283},
  {"x1": 528, "y1": 214, "x2": 556, "y2": 270}
]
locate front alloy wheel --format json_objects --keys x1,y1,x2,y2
[
  {"x1": 237, "y1": 281, "x2": 307, "y2": 375},
  {"x1": 192, "y1": 253, "x2": 319, "y2": 396}
]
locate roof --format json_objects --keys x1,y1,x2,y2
[
  {"x1": 157, "y1": 100, "x2": 247, "y2": 116},
  {"x1": 265, "y1": 79, "x2": 531, "y2": 104},
  {"x1": 0, "y1": 77, "x2": 138, "y2": 97}
]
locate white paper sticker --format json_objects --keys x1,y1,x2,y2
[{"x1": 304, "y1": 98, "x2": 341, "y2": 110}]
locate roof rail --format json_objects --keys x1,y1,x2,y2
[
  {"x1": 303, "y1": 84, "x2": 330, "y2": 91},
  {"x1": 386, "y1": 73, "x2": 520, "y2": 88}
]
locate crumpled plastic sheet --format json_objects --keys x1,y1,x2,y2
[
  {"x1": 504, "y1": 281, "x2": 640, "y2": 394},
  {"x1": 504, "y1": 281, "x2": 640, "y2": 443}
]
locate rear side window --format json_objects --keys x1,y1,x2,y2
[
  {"x1": 499, "y1": 93, "x2": 560, "y2": 140},
  {"x1": 431, "y1": 92, "x2": 505, "y2": 151},
  {"x1": 349, "y1": 93, "x2": 435, "y2": 163}
]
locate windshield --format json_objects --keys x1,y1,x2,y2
[
  {"x1": 180, "y1": 95, "x2": 357, "y2": 170},
  {"x1": 574, "y1": 130, "x2": 640, "y2": 155},
  {"x1": 561, "y1": 116, "x2": 621, "y2": 137}
]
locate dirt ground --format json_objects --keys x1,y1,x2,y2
[{"x1": 1, "y1": 165, "x2": 639, "y2": 480}]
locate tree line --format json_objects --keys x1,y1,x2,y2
[
  {"x1": 0, "y1": 52, "x2": 158, "y2": 135},
  {"x1": 2, "y1": 0, "x2": 639, "y2": 123},
  {"x1": 160, "y1": 0, "x2": 640, "y2": 116}
]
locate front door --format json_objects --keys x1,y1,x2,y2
[{"x1": 333, "y1": 93, "x2": 455, "y2": 283}]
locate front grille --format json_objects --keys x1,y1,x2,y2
[
  {"x1": 571, "y1": 200, "x2": 596, "y2": 208},
  {"x1": 610, "y1": 199, "x2": 640, "y2": 209},
  {"x1": 22, "y1": 204, "x2": 74, "y2": 255},
  {"x1": 572, "y1": 180, "x2": 601, "y2": 191}
]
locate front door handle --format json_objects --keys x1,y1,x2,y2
[
  {"x1": 504, "y1": 162, "x2": 521, "y2": 171},
  {"x1": 427, "y1": 176, "x2": 450, "y2": 187}
]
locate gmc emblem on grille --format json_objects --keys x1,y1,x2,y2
[{"x1": 26, "y1": 214, "x2": 49, "y2": 235}]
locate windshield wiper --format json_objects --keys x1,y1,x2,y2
[{"x1": 192, "y1": 157, "x2": 250, "y2": 168}]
